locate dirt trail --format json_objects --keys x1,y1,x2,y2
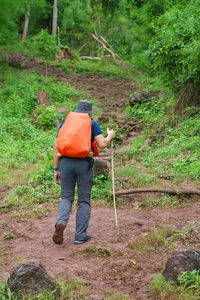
[
  {"x1": 1, "y1": 53, "x2": 200, "y2": 299},
  {"x1": 1, "y1": 204, "x2": 200, "y2": 299},
  {"x1": 3, "y1": 53, "x2": 136, "y2": 110}
]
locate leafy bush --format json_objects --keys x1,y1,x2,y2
[
  {"x1": 126, "y1": 99, "x2": 166, "y2": 128},
  {"x1": 25, "y1": 29, "x2": 60, "y2": 60},
  {"x1": 150, "y1": 272, "x2": 200, "y2": 300},
  {"x1": 92, "y1": 174, "x2": 112, "y2": 202},
  {"x1": 0, "y1": 279, "x2": 15, "y2": 300},
  {"x1": 0, "y1": 65, "x2": 78, "y2": 169},
  {"x1": 33, "y1": 105, "x2": 60, "y2": 129},
  {"x1": 125, "y1": 93, "x2": 200, "y2": 180},
  {"x1": 149, "y1": 1, "x2": 200, "y2": 87}
]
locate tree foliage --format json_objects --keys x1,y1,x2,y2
[
  {"x1": 0, "y1": 0, "x2": 22, "y2": 43},
  {"x1": 0, "y1": 0, "x2": 199, "y2": 87},
  {"x1": 149, "y1": 0, "x2": 200, "y2": 87},
  {"x1": 0, "y1": 0, "x2": 47, "y2": 44}
]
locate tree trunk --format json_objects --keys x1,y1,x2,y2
[
  {"x1": 36, "y1": 91, "x2": 51, "y2": 106},
  {"x1": 174, "y1": 80, "x2": 200, "y2": 115},
  {"x1": 52, "y1": 0, "x2": 58, "y2": 38},
  {"x1": 21, "y1": 5, "x2": 30, "y2": 42}
]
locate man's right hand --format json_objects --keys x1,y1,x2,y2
[
  {"x1": 95, "y1": 128, "x2": 115, "y2": 149},
  {"x1": 107, "y1": 128, "x2": 115, "y2": 140},
  {"x1": 54, "y1": 171, "x2": 61, "y2": 185}
]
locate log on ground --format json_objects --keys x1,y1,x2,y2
[{"x1": 115, "y1": 187, "x2": 200, "y2": 196}]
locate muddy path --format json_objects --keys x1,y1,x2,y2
[{"x1": 1, "y1": 53, "x2": 200, "y2": 299}]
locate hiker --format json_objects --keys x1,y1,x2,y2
[{"x1": 52, "y1": 100, "x2": 115, "y2": 245}]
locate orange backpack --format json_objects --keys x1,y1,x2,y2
[{"x1": 56, "y1": 112, "x2": 92, "y2": 158}]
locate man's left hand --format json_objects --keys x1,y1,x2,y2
[{"x1": 54, "y1": 171, "x2": 61, "y2": 185}]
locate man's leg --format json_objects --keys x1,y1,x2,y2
[
  {"x1": 75, "y1": 160, "x2": 93, "y2": 242},
  {"x1": 53, "y1": 158, "x2": 75, "y2": 244}
]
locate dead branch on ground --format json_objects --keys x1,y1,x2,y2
[
  {"x1": 115, "y1": 187, "x2": 200, "y2": 197},
  {"x1": 81, "y1": 55, "x2": 111, "y2": 60},
  {"x1": 92, "y1": 32, "x2": 119, "y2": 61}
]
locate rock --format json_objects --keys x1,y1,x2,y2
[
  {"x1": 7, "y1": 261, "x2": 60, "y2": 298},
  {"x1": 163, "y1": 249, "x2": 200, "y2": 283},
  {"x1": 129, "y1": 90, "x2": 165, "y2": 106},
  {"x1": 93, "y1": 158, "x2": 110, "y2": 175}
]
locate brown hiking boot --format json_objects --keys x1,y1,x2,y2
[{"x1": 52, "y1": 223, "x2": 65, "y2": 245}]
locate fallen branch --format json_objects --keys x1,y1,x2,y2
[
  {"x1": 100, "y1": 35, "x2": 117, "y2": 55},
  {"x1": 78, "y1": 42, "x2": 88, "y2": 52},
  {"x1": 92, "y1": 33, "x2": 118, "y2": 61},
  {"x1": 81, "y1": 55, "x2": 111, "y2": 60},
  {"x1": 115, "y1": 188, "x2": 200, "y2": 196}
]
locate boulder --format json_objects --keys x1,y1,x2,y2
[
  {"x1": 163, "y1": 249, "x2": 200, "y2": 283},
  {"x1": 93, "y1": 158, "x2": 109, "y2": 175},
  {"x1": 7, "y1": 261, "x2": 60, "y2": 298},
  {"x1": 129, "y1": 90, "x2": 165, "y2": 106}
]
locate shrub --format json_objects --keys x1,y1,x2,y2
[
  {"x1": 26, "y1": 29, "x2": 60, "y2": 60},
  {"x1": 149, "y1": 1, "x2": 200, "y2": 88},
  {"x1": 32, "y1": 105, "x2": 60, "y2": 129}
]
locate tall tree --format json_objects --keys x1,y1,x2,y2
[
  {"x1": 21, "y1": 4, "x2": 30, "y2": 42},
  {"x1": 52, "y1": 0, "x2": 58, "y2": 38},
  {"x1": 21, "y1": 0, "x2": 47, "y2": 42}
]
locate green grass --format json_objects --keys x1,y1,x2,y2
[
  {"x1": 124, "y1": 92, "x2": 200, "y2": 181},
  {"x1": 59, "y1": 277, "x2": 89, "y2": 300},
  {"x1": 105, "y1": 290, "x2": 131, "y2": 300},
  {"x1": 150, "y1": 273, "x2": 200, "y2": 300},
  {"x1": 92, "y1": 174, "x2": 112, "y2": 203},
  {"x1": 83, "y1": 245, "x2": 114, "y2": 258},
  {"x1": 128, "y1": 225, "x2": 176, "y2": 255},
  {"x1": 141, "y1": 194, "x2": 190, "y2": 209},
  {"x1": 115, "y1": 165, "x2": 158, "y2": 188},
  {"x1": 124, "y1": 70, "x2": 200, "y2": 182},
  {"x1": 128, "y1": 222, "x2": 200, "y2": 257},
  {"x1": 58, "y1": 58, "x2": 136, "y2": 79}
]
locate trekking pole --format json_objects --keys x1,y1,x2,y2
[{"x1": 111, "y1": 141, "x2": 119, "y2": 236}]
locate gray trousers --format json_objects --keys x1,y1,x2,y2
[{"x1": 55, "y1": 157, "x2": 93, "y2": 241}]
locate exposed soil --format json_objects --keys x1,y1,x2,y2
[
  {"x1": 2, "y1": 53, "x2": 137, "y2": 110},
  {"x1": 1, "y1": 53, "x2": 200, "y2": 299},
  {"x1": 1, "y1": 203, "x2": 200, "y2": 299}
]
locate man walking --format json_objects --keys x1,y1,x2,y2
[{"x1": 52, "y1": 100, "x2": 115, "y2": 245}]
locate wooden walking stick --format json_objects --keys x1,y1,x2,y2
[{"x1": 111, "y1": 141, "x2": 119, "y2": 236}]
